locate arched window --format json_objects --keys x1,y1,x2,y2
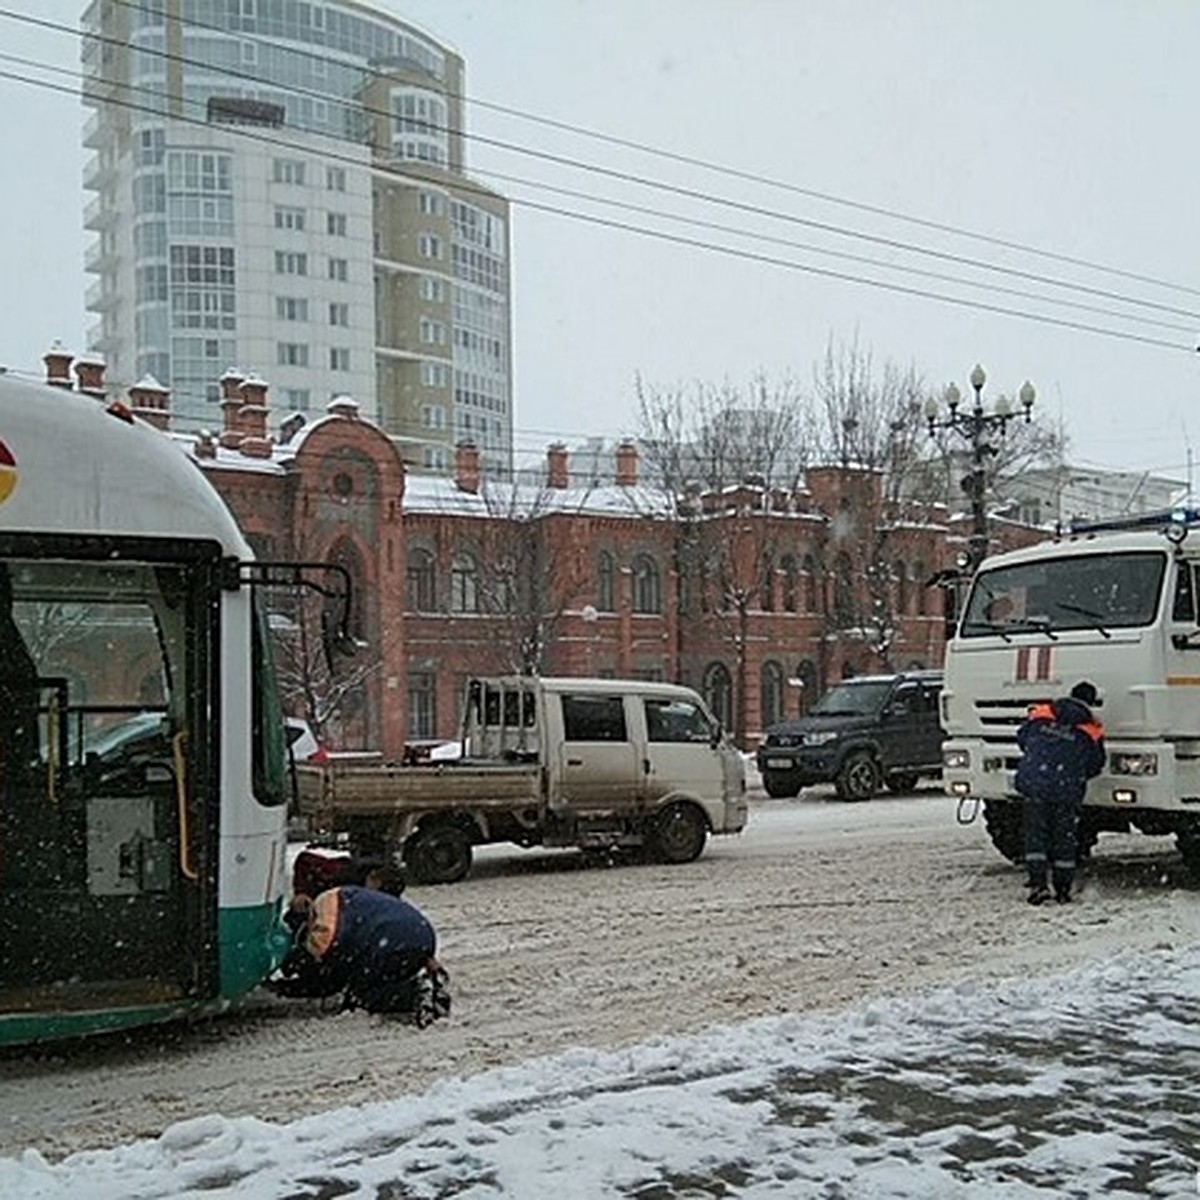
[
  {"x1": 450, "y1": 552, "x2": 478, "y2": 614},
  {"x1": 893, "y1": 558, "x2": 907, "y2": 617},
  {"x1": 796, "y1": 658, "x2": 818, "y2": 715},
  {"x1": 632, "y1": 554, "x2": 661, "y2": 614},
  {"x1": 802, "y1": 554, "x2": 819, "y2": 613},
  {"x1": 760, "y1": 553, "x2": 775, "y2": 611},
  {"x1": 914, "y1": 560, "x2": 928, "y2": 615},
  {"x1": 780, "y1": 554, "x2": 798, "y2": 613},
  {"x1": 760, "y1": 660, "x2": 784, "y2": 729},
  {"x1": 597, "y1": 550, "x2": 615, "y2": 613},
  {"x1": 703, "y1": 661, "x2": 733, "y2": 731},
  {"x1": 329, "y1": 537, "x2": 366, "y2": 640},
  {"x1": 406, "y1": 547, "x2": 436, "y2": 612},
  {"x1": 834, "y1": 552, "x2": 854, "y2": 625}
]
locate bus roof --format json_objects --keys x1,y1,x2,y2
[{"x1": 0, "y1": 373, "x2": 250, "y2": 557}]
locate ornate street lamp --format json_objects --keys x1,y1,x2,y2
[{"x1": 924, "y1": 365, "x2": 1035, "y2": 570}]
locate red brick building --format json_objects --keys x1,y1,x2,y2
[{"x1": 39, "y1": 351, "x2": 1044, "y2": 756}]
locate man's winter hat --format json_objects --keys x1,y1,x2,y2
[{"x1": 1070, "y1": 680, "x2": 1099, "y2": 706}]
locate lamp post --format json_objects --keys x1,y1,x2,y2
[{"x1": 924, "y1": 364, "x2": 1035, "y2": 571}]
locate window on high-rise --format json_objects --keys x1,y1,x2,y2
[
  {"x1": 326, "y1": 166, "x2": 346, "y2": 192},
  {"x1": 329, "y1": 347, "x2": 350, "y2": 371},
  {"x1": 390, "y1": 87, "x2": 448, "y2": 165},
  {"x1": 328, "y1": 257, "x2": 348, "y2": 281},
  {"x1": 274, "y1": 206, "x2": 306, "y2": 231},
  {"x1": 276, "y1": 296, "x2": 308, "y2": 321},
  {"x1": 277, "y1": 342, "x2": 309, "y2": 367},
  {"x1": 326, "y1": 212, "x2": 347, "y2": 236},
  {"x1": 274, "y1": 251, "x2": 308, "y2": 276},
  {"x1": 272, "y1": 158, "x2": 306, "y2": 185},
  {"x1": 329, "y1": 302, "x2": 348, "y2": 327}
]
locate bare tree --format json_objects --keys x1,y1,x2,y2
[
  {"x1": 472, "y1": 479, "x2": 595, "y2": 675},
  {"x1": 809, "y1": 337, "x2": 938, "y2": 673},
  {"x1": 636, "y1": 373, "x2": 808, "y2": 743}
]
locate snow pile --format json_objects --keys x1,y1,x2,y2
[{"x1": 4, "y1": 941, "x2": 1197, "y2": 1198}]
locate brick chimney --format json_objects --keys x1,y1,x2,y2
[
  {"x1": 238, "y1": 373, "x2": 273, "y2": 458},
  {"x1": 455, "y1": 440, "x2": 481, "y2": 494},
  {"x1": 194, "y1": 429, "x2": 217, "y2": 460},
  {"x1": 73, "y1": 354, "x2": 107, "y2": 399},
  {"x1": 43, "y1": 341, "x2": 73, "y2": 390},
  {"x1": 128, "y1": 374, "x2": 171, "y2": 431},
  {"x1": 218, "y1": 367, "x2": 246, "y2": 448},
  {"x1": 546, "y1": 442, "x2": 569, "y2": 489},
  {"x1": 615, "y1": 438, "x2": 639, "y2": 487}
]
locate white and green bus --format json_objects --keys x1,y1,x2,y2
[{"x1": 0, "y1": 371, "x2": 338, "y2": 1044}]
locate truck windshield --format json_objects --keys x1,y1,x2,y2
[
  {"x1": 960, "y1": 550, "x2": 1166, "y2": 637},
  {"x1": 811, "y1": 680, "x2": 893, "y2": 716}
]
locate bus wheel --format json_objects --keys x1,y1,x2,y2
[
  {"x1": 650, "y1": 802, "x2": 707, "y2": 864},
  {"x1": 405, "y1": 823, "x2": 473, "y2": 885},
  {"x1": 983, "y1": 799, "x2": 1024, "y2": 863}
]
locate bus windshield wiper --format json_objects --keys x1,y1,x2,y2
[{"x1": 1054, "y1": 601, "x2": 1112, "y2": 639}]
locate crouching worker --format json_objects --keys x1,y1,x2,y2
[{"x1": 270, "y1": 885, "x2": 451, "y2": 1026}]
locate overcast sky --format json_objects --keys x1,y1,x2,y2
[{"x1": 2, "y1": 1, "x2": 1199, "y2": 482}]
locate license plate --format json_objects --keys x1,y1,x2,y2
[{"x1": 766, "y1": 756, "x2": 794, "y2": 769}]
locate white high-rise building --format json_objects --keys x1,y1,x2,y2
[{"x1": 81, "y1": 0, "x2": 513, "y2": 471}]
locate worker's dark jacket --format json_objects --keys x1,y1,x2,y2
[
  {"x1": 1015, "y1": 698, "x2": 1106, "y2": 804},
  {"x1": 278, "y1": 885, "x2": 437, "y2": 1013}
]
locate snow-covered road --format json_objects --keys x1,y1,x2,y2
[{"x1": 2, "y1": 791, "x2": 1198, "y2": 1196}]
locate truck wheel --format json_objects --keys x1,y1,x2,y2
[
  {"x1": 404, "y1": 824, "x2": 473, "y2": 885},
  {"x1": 763, "y1": 775, "x2": 800, "y2": 799},
  {"x1": 983, "y1": 799, "x2": 1024, "y2": 864},
  {"x1": 650, "y1": 802, "x2": 707, "y2": 864},
  {"x1": 886, "y1": 772, "x2": 919, "y2": 795},
  {"x1": 835, "y1": 751, "x2": 878, "y2": 801},
  {"x1": 1176, "y1": 821, "x2": 1200, "y2": 879}
]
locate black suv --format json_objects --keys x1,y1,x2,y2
[{"x1": 756, "y1": 670, "x2": 944, "y2": 800}]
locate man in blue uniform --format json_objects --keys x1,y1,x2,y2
[
  {"x1": 272, "y1": 885, "x2": 449, "y2": 1023},
  {"x1": 1016, "y1": 680, "x2": 1106, "y2": 906}
]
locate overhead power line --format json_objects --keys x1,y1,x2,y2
[
  {"x1": 4, "y1": 4, "x2": 1200, "y2": 331},
  {"x1": 0, "y1": 59, "x2": 1193, "y2": 359},
  {"x1": 99, "y1": 0, "x2": 1200, "y2": 302}
]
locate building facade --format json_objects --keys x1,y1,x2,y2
[
  {"x1": 41, "y1": 349, "x2": 1032, "y2": 759},
  {"x1": 81, "y1": 0, "x2": 512, "y2": 470}
]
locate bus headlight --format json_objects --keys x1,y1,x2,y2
[
  {"x1": 1110, "y1": 753, "x2": 1158, "y2": 776},
  {"x1": 943, "y1": 748, "x2": 970, "y2": 769}
]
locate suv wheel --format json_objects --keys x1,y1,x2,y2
[
  {"x1": 835, "y1": 750, "x2": 878, "y2": 801},
  {"x1": 763, "y1": 775, "x2": 801, "y2": 799}
]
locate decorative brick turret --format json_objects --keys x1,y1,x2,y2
[
  {"x1": 73, "y1": 354, "x2": 107, "y2": 400},
  {"x1": 546, "y1": 442, "x2": 569, "y2": 489},
  {"x1": 455, "y1": 440, "x2": 481, "y2": 494},
  {"x1": 328, "y1": 394, "x2": 360, "y2": 421},
  {"x1": 43, "y1": 341, "x2": 73, "y2": 390},
  {"x1": 219, "y1": 367, "x2": 246, "y2": 448},
  {"x1": 615, "y1": 439, "x2": 639, "y2": 487},
  {"x1": 238, "y1": 373, "x2": 273, "y2": 458},
  {"x1": 128, "y1": 375, "x2": 171, "y2": 430}
]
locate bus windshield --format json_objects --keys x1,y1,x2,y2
[{"x1": 960, "y1": 550, "x2": 1167, "y2": 637}]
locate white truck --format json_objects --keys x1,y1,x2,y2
[
  {"x1": 297, "y1": 676, "x2": 748, "y2": 883},
  {"x1": 941, "y1": 510, "x2": 1200, "y2": 878}
]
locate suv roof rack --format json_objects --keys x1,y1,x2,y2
[{"x1": 1065, "y1": 506, "x2": 1200, "y2": 537}]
